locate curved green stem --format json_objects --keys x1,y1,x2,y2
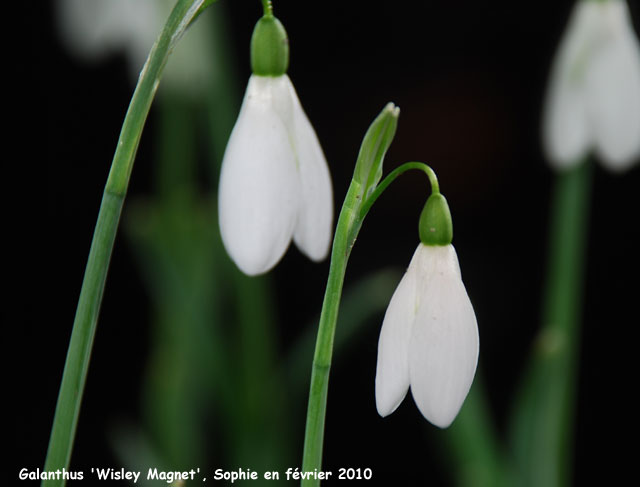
[
  {"x1": 42, "y1": 1, "x2": 212, "y2": 484},
  {"x1": 359, "y1": 161, "x2": 439, "y2": 220}
]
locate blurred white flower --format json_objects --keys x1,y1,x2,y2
[
  {"x1": 218, "y1": 74, "x2": 333, "y2": 276},
  {"x1": 56, "y1": 0, "x2": 213, "y2": 94},
  {"x1": 543, "y1": 0, "x2": 640, "y2": 171},
  {"x1": 375, "y1": 244, "x2": 479, "y2": 428}
]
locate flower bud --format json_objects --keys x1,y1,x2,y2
[{"x1": 353, "y1": 103, "x2": 400, "y2": 199}]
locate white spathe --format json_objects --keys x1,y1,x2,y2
[
  {"x1": 543, "y1": 0, "x2": 640, "y2": 172},
  {"x1": 218, "y1": 75, "x2": 333, "y2": 275},
  {"x1": 375, "y1": 244, "x2": 479, "y2": 428}
]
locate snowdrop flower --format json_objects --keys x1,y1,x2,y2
[
  {"x1": 543, "y1": 0, "x2": 640, "y2": 171},
  {"x1": 375, "y1": 193, "x2": 479, "y2": 428},
  {"x1": 218, "y1": 11, "x2": 333, "y2": 275}
]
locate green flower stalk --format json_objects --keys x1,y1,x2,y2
[
  {"x1": 42, "y1": 1, "x2": 214, "y2": 485},
  {"x1": 509, "y1": 159, "x2": 593, "y2": 487},
  {"x1": 301, "y1": 105, "x2": 399, "y2": 484}
]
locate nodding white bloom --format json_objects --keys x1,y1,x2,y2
[
  {"x1": 375, "y1": 243, "x2": 479, "y2": 428},
  {"x1": 218, "y1": 11, "x2": 333, "y2": 276},
  {"x1": 543, "y1": 0, "x2": 640, "y2": 171},
  {"x1": 218, "y1": 74, "x2": 333, "y2": 275}
]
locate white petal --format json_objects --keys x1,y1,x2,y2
[
  {"x1": 542, "y1": 78, "x2": 590, "y2": 169},
  {"x1": 408, "y1": 245, "x2": 479, "y2": 428},
  {"x1": 375, "y1": 246, "x2": 421, "y2": 417},
  {"x1": 218, "y1": 76, "x2": 299, "y2": 275},
  {"x1": 586, "y1": 0, "x2": 640, "y2": 171},
  {"x1": 283, "y1": 76, "x2": 334, "y2": 261},
  {"x1": 542, "y1": 0, "x2": 601, "y2": 168}
]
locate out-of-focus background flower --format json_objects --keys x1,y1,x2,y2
[{"x1": 16, "y1": 0, "x2": 640, "y2": 484}]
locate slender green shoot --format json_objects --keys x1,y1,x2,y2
[
  {"x1": 301, "y1": 105, "x2": 443, "y2": 485},
  {"x1": 261, "y1": 0, "x2": 273, "y2": 16},
  {"x1": 300, "y1": 179, "x2": 362, "y2": 485},
  {"x1": 42, "y1": 1, "x2": 214, "y2": 484},
  {"x1": 360, "y1": 161, "x2": 440, "y2": 219}
]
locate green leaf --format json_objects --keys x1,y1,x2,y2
[
  {"x1": 508, "y1": 160, "x2": 592, "y2": 487},
  {"x1": 41, "y1": 1, "x2": 216, "y2": 484}
]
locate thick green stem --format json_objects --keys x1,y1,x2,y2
[
  {"x1": 509, "y1": 159, "x2": 593, "y2": 487},
  {"x1": 42, "y1": 1, "x2": 212, "y2": 484}
]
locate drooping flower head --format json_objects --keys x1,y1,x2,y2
[
  {"x1": 218, "y1": 7, "x2": 333, "y2": 275},
  {"x1": 375, "y1": 191, "x2": 479, "y2": 428},
  {"x1": 543, "y1": 0, "x2": 640, "y2": 171}
]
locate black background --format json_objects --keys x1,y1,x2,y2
[{"x1": 16, "y1": 0, "x2": 640, "y2": 485}]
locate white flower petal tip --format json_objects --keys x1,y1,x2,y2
[
  {"x1": 375, "y1": 263, "x2": 416, "y2": 417},
  {"x1": 543, "y1": 0, "x2": 640, "y2": 172},
  {"x1": 218, "y1": 75, "x2": 333, "y2": 275},
  {"x1": 375, "y1": 244, "x2": 479, "y2": 428}
]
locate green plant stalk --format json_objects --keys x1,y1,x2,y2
[
  {"x1": 301, "y1": 161, "x2": 439, "y2": 485},
  {"x1": 42, "y1": 1, "x2": 213, "y2": 484},
  {"x1": 301, "y1": 181, "x2": 361, "y2": 485},
  {"x1": 509, "y1": 159, "x2": 592, "y2": 487}
]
